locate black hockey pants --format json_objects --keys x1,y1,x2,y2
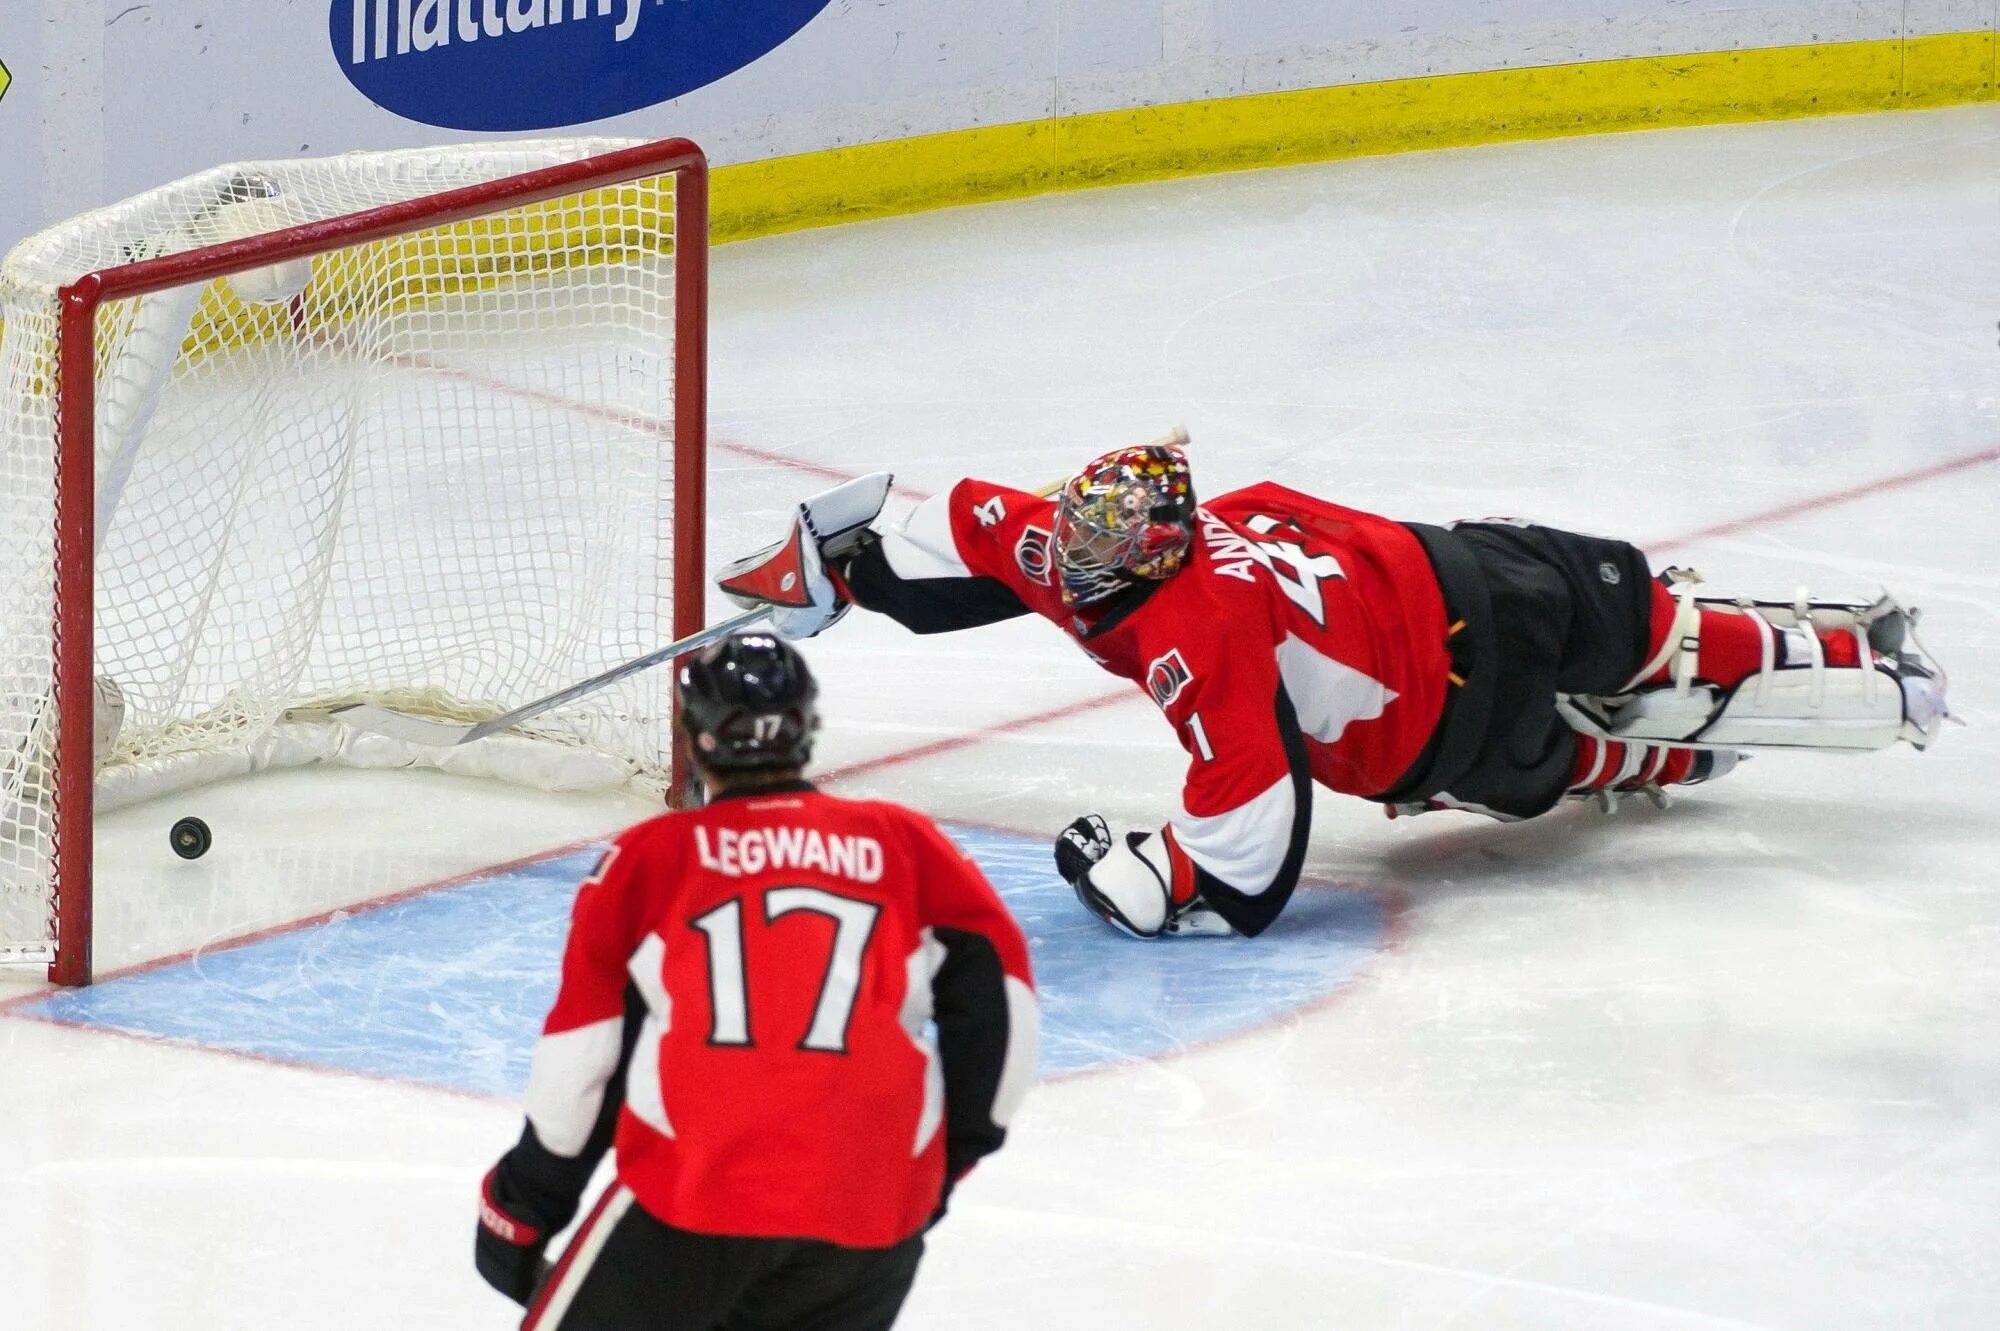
[
  {"x1": 1380, "y1": 520, "x2": 1654, "y2": 820},
  {"x1": 522, "y1": 1186, "x2": 924, "y2": 1331}
]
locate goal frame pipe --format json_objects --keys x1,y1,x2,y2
[{"x1": 49, "y1": 138, "x2": 709, "y2": 985}]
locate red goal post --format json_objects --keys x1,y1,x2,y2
[{"x1": 8, "y1": 137, "x2": 708, "y2": 986}]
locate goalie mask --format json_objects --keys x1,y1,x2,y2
[
  {"x1": 1052, "y1": 442, "x2": 1197, "y2": 606},
  {"x1": 677, "y1": 633, "x2": 820, "y2": 771}
]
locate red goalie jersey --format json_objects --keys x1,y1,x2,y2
[
  {"x1": 514, "y1": 784, "x2": 1038, "y2": 1251},
  {"x1": 840, "y1": 480, "x2": 1455, "y2": 936}
]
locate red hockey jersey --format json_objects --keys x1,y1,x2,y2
[
  {"x1": 519, "y1": 784, "x2": 1038, "y2": 1249},
  {"x1": 844, "y1": 480, "x2": 1452, "y2": 934}
]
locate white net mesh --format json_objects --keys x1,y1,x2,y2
[{"x1": 0, "y1": 139, "x2": 696, "y2": 971}]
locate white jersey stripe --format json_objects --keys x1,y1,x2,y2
[
  {"x1": 898, "y1": 928, "x2": 947, "y2": 1156},
  {"x1": 523, "y1": 1016, "x2": 625, "y2": 1157},
  {"x1": 992, "y1": 975, "x2": 1040, "y2": 1128},
  {"x1": 522, "y1": 1184, "x2": 636, "y2": 1330},
  {"x1": 880, "y1": 492, "x2": 974, "y2": 580},
  {"x1": 1172, "y1": 775, "x2": 1295, "y2": 893},
  {"x1": 622, "y1": 933, "x2": 675, "y2": 1141},
  {"x1": 1275, "y1": 632, "x2": 1395, "y2": 745}
]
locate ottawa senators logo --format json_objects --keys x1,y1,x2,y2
[
  {"x1": 1014, "y1": 525, "x2": 1053, "y2": 586},
  {"x1": 1145, "y1": 649, "x2": 1193, "y2": 709}
]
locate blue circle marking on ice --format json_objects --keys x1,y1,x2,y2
[
  {"x1": 951, "y1": 825, "x2": 1386, "y2": 1077},
  {"x1": 23, "y1": 823, "x2": 1385, "y2": 1095}
]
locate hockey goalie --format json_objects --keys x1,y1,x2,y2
[{"x1": 718, "y1": 433, "x2": 1950, "y2": 942}]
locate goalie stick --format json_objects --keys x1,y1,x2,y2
[
  {"x1": 1030, "y1": 424, "x2": 1190, "y2": 498},
  {"x1": 329, "y1": 435, "x2": 1179, "y2": 753},
  {"x1": 327, "y1": 606, "x2": 770, "y2": 748},
  {"x1": 331, "y1": 474, "x2": 896, "y2": 750}
]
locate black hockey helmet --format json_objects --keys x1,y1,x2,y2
[{"x1": 676, "y1": 633, "x2": 820, "y2": 771}]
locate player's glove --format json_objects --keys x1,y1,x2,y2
[
  {"x1": 717, "y1": 472, "x2": 893, "y2": 641},
  {"x1": 475, "y1": 1165, "x2": 555, "y2": 1307},
  {"x1": 1053, "y1": 813, "x2": 1113, "y2": 886},
  {"x1": 1054, "y1": 817, "x2": 1233, "y2": 939}
]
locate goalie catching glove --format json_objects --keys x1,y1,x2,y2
[
  {"x1": 717, "y1": 472, "x2": 895, "y2": 641},
  {"x1": 1054, "y1": 815, "x2": 1234, "y2": 938}
]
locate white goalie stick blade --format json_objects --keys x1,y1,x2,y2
[{"x1": 329, "y1": 606, "x2": 771, "y2": 749}]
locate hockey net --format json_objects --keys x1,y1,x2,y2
[{"x1": 0, "y1": 137, "x2": 708, "y2": 985}]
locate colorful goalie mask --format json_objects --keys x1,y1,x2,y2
[{"x1": 1052, "y1": 442, "x2": 1197, "y2": 606}]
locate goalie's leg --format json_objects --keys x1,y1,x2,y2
[
  {"x1": 1390, "y1": 521, "x2": 1734, "y2": 821},
  {"x1": 1567, "y1": 574, "x2": 1951, "y2": 751}
]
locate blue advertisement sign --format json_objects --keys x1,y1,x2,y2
[{"x1": 331, "y1": 0, "x2": 836, "y2": 131}]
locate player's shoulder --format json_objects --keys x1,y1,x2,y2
[
  {"x1": 699, "y1": 785, "x2": 941, "y2": 834},
  {"x1": 810, "y1": 789, "x2": 950, "y2": 834},
  {"x1": 949, "y1": 477, "x2": 1054, "y2": 530},
  {"x1": 802, "y1": 790, "x2": 972, "y2": 861},
  {"x1": 605, "y1": 804, "x2": 697, "y2": 858},
  {"x1": 1203, "y1": 480, "x2": 1329, "y2": 521}
]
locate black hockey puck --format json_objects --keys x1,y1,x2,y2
[{"x1": 170, "y1": 816, "x2": 212, "y2": 861}]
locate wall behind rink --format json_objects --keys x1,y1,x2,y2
[{"x1": 1, "y1": 1, "x2": 1994, "y2": 254}]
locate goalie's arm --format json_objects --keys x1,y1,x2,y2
[
  {"x1": 1054, "y1": 636, "x2": 1317, "y2": 939},
  {"x1": 836, "y1": 526, "x2": 1032, "y2": 635},
  {"x1": 719, "y1": 475, "x2": 1034, "y2": 639},
  {"x1": 836, "y1": 481, "x2": 1049, "y2": 634}
]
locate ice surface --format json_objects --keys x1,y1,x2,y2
[
  {"x1": 4, "y1": 105, "x2": 1998, "y2": 1329},
  {"x1": 16, "y1": 827, "x2": 1383, "y2": 1092}
]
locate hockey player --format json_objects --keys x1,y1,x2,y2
[
  {"x1": 717, "y1": 436, "x2": 1949, "y2": 942},
  {"x1": 474, "y1": 634, "x2": 1038, "y2": 1331}
]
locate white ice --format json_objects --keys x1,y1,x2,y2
[{"x1": 5, "y1": 104, "x2": 1999, "y2": 1329}]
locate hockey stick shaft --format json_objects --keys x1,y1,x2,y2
[
  {"x1": 330, "y1": 606, "x2": 771, "y2": 748},
  {"x1": 1034, "y1": 424, "x2": 1188, "y2": 496}
]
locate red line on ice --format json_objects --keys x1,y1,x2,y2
[
  {"x1": 1647, "y1": 443, "x2": 2000, "y2": 553},
  {"x1": 397, "y1": 355, "x2": 934, "y2": 503}
]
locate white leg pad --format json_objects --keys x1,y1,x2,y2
[
  {"x1": 1579, "y1": 578, "x2": 1950, "y2": 753},
  {"x1": 1580, "y1": 666, "x2": 1910, "y2": 751}
]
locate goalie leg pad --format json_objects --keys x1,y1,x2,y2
[
  {"x1": 1565, "y1": 661, "x2": 1935, "y2": 751},
  {"x1": 1588, "y1": 576, "x2": 1949, "y2": 752}
]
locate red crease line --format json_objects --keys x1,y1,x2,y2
[
  {"x1": 1649, "y1": 443, "x2": 2000, "y2": 553},
  {"x1": 395, "y1": 353, "x2": 934, "y2": 504}
]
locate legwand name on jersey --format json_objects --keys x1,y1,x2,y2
[{"x1": 694, "y1": 824, "x2": 886, "y2": 882}]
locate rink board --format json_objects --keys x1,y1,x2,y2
[{"x1": 20, "y1": 823, "x2": 1386, "y2": 1092}]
